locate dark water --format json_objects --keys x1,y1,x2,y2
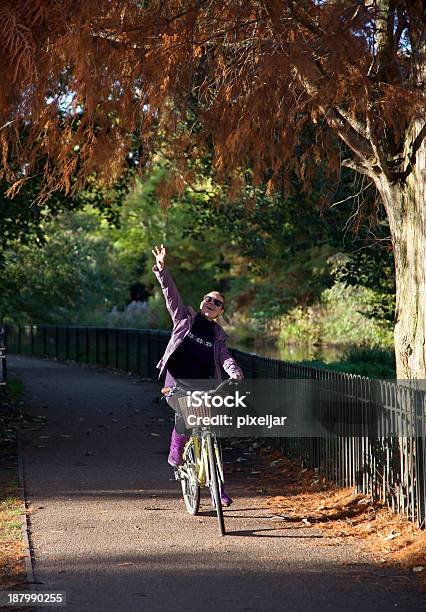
[{"x1": 234, "y1": 342, "x2": 346, "y2": 363}]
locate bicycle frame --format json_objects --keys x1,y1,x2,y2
[{"x1": 184, "y1": 428, "x2": 223, "y2": 489}]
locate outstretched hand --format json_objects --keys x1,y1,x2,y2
[
  {"x1": 152, "y1": 244, "x2": 167, "y2": 271},
  {"x1": 230, "y1": 372, "x2": 244, "y2": 381}
]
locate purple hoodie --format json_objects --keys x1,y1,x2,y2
[{"x1": 152, "y1": 265, "x2": 243, "y2": 382}]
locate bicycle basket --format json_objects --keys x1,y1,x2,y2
[{"x1": 177, "y1": 392, "x2": 221, "y2": 429}]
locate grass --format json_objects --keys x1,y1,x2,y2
[
  {"x1": 0, "y1": 480, "x2": 26, "y2": 590},
  {"x1": 0, "y1": 377, "x2": 28, "y2": 590}
]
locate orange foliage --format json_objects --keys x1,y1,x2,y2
[{"x1": 0, "y1": 0, "x2": 423, "y2": 200}]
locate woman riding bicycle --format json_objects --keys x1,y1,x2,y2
[{"x1": 152, "y1": 244, "x2": 243, "y2": 506}]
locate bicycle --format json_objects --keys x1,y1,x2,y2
[{"x1": 166, "y1": 378, "x2": 238, "y2": 536}]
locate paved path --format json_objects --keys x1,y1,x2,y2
[{"x1": 9, "y1": 355, "x2": 425, "y2": 611}]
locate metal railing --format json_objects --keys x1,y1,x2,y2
[{"x1": 4, "y1": 323, "x2": 425, "y2": 528}]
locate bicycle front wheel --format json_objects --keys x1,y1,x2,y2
[
  {"x1": 206, "y1": 433, "x2": 225, "y2": 536},
  {"x1": 181, "y1": 440, "x2": 200, "y2": 515}
]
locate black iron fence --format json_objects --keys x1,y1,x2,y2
[{"x1": 4, "y1": 324, "x2": 425, "y2": 528}]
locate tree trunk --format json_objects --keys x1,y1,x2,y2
[{"x1": 377, "y1": 122, "x2": 426, "y2": 380}]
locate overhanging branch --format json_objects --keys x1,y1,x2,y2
[
  {"x1": 320, "y1": 105, "x2": 373, "y2": 162},
  {"x1": 262, "y1": 1, "x2": 374, "y2": 165},
  {"x1": 342, "y1": 158, "x2": 375, "y2": 177},
  {"x1": 335, "y1": 106, "x2": 369, "y2": 141}
]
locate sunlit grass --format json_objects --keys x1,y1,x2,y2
[
  {"x1": 0, "y1": 482, "x2": 25, "y2": 587},
  {"x1": 0, "y1": 378, "x2": 26, "y2": 587}
]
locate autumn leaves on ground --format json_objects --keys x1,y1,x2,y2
[{"x1": 245, "y1": 446, "x2": 426, "y2": 589}]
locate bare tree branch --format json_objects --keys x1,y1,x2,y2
[
  {"x1": 342, "y1": 158, "x2": 375, "y2": 177},
  {"x1": 366, "y1": 102, "x2": 392, "y2": 180},
  {"x1": 335, "y1": 106, "x2": 369, "y2": 140}
]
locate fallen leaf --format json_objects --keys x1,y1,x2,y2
[
  {"x1": 117, "y1": 562, "x2": 134, "y2": 566},
  {"x1": 383, "y1": 531, "x2": 401, "y2": 541}
]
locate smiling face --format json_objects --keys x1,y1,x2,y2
[{"x1": 199, "y1": 291, "x2": 225, "y2": 320}]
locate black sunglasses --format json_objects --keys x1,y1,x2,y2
[{"x1": 204, "y1": 295, "x2": 224, "y2": 308}]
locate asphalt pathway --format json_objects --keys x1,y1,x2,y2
[{"x1": 8, "y1": 355, "x2": 425, "y2": 612}]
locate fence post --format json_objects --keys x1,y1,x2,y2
[
  {"x1": 76, "y1": 327, "x2": 80, "y2": 362},
  {"x1": 414, "y1": 388, "x2": 425, "y2": 528},
  {"x1": 136, "y1": 331, "x2": 141, "y2": 375},
  {"x1": 86, "y1": 327, "x2": 90, "y2": 363},
  {"x1": 95, "y1": 327, "x2": 99, "y2": 364},
  {"x1": 251, "y1": 353, "x2": 256, "y2": 380},
  {"x1": 126, "y1": 329, "x2": 130, "y2": 372},
  {"x1": 105, "y1": 328, "x2": 109, "y2": 366},
  {"x1": 0, "y1": 328, "x2": 6, "y2": 387},
  {"x1": 147, "y1": 330, "x2": 151, "y2": 378}
]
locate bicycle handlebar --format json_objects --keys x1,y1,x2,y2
[
  {"x1": 172, "y1": 377, "x2": 239, "y2": 395},
  {"x1": 208, "y1": 378, "x2": 239, "y2": 394}
]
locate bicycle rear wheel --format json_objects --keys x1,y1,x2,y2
[
  {"x1": 206, "y1": 433, "x2": 225, "y2": 536},
  {"x1": 180, "y1": 440, "x2": 200, "y2": 515}
]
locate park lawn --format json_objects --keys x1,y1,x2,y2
[
  {"x1": 0, "y1": 478, "x2": 26, "y2": 589},
  {"x1": 0, "y1": 378, "x2": 27, "y2": 590}
]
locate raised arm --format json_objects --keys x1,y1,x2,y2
[{"x1": 152, "y1": 245, "x2": 187, "y2": 325}]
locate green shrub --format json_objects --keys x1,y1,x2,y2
[{"x1": 278, "y1": 282, "x2": 393, "y2": 348}]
